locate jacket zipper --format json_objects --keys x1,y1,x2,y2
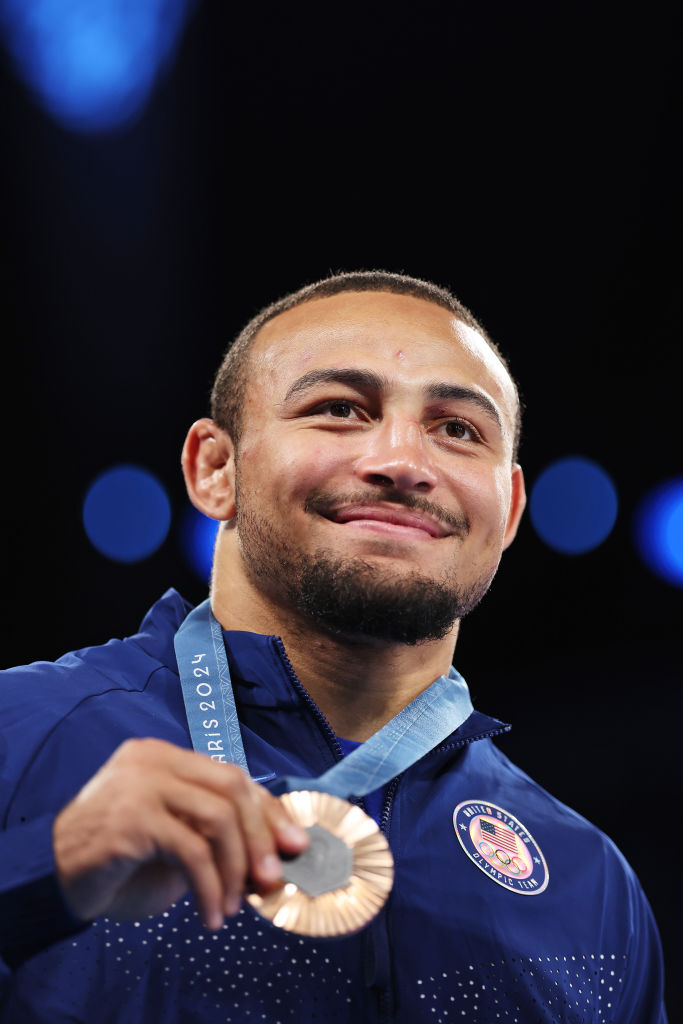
[
  {"x1": 274, "y1": 637, "x2": 509, "y2": 768},
  {"x1": 273, "y1": 642, "x2": 510, "y2": 1023},
  {"x1": 369, "y1": 773, "x2": 401, "y2": 1024},
  {"x1": 434, "y1": 723, "x2": 510, "y2": 753},
  {"x1": 273, "y1": 637, "x2": 345, "y2": 763},
  {"x1": 275, "y1": 637, "x2": 403, "y2": 1023},
  {"x1": 372, "y1": 732, "x2": 509, "y2": 1024}
]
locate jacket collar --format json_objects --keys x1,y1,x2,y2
[
  {"x1": 220, "y1": 622, "x2": 511, "y2": 751},
  {"x1": 145, "y1": 589, "x2": 511, "y2": 751}
]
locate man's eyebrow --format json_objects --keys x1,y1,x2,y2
[
  {"x1": 282, "y1": 368, "x2": 389, "y2": 403},
  {"x1": 424, "y1": 382, "x2": 503, "y2": 430}
]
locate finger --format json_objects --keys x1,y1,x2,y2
[
  {"x1": 224, "y1": 779, "x2": 309, "y2": 893},
  {"x1": 156, "y1": 749, "x2": 305, "y2": 843},
  {"x1": 172, "y1": 756, "x2": 308, "y2": 865},
  {"x1": 169, "y1": 763, "x2": 299, "y2": 893},
  {"x1": 262, "y1": 790, "x2": 311, "y2": 853},
  {"x1": 154, "y1": 813, "x2": 225, "y2": 931},
  {"x1": 164, "y1": 782, "x2": 249, "y2": 916},
  {"x1": 129, "y1": 745, "x2": 308, "y2": 892}
]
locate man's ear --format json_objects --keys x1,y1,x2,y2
[
  {"x1": 181, "y1": 418, "x2": 237, "y2": 521},
  {"x1": 502, "y1": 463, "x2": 527, "y2": 550}
]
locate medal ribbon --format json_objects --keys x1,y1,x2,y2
[{"x1": 174, "y1": 599, "x2": 473, "y2": 800}]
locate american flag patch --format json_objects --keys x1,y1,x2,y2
[
  {"x1": 479, "y1": 818, "x2": 518, "y2": 854},
  {"x1": 453, "y1": 800, "x2": 549, "y2": 895}
]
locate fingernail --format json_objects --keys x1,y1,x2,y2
[
  {"x1": 224, "y1": 896, "x2": 241, "y2": 917},
  {"x1": 281, "y1": 825, "x2": 309, "y2": 846},
  {"x1": 209, "y1": 909, "x2": 224, "y2": 930},
  {"x1": 260, "y1": 854, "x2": 282, "y2": 880}
]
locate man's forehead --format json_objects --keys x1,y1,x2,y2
[
  {"x1": 254, "y1": 289, "x2": 459, "y2": 349},
  {"x1": 251, "y1": 290, "x2": 517, "y2": 415}
]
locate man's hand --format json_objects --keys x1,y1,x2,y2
[{"x1": 52, "y1": 738, "x2": 309, "y2": 930}]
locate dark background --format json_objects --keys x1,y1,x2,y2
[{"x1": 1, "y1": 1, "x2": 681, "y2": 1017}]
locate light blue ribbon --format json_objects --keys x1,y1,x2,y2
[{"x1": 174, "y1": 599, "x2": 473, "y2": 800}]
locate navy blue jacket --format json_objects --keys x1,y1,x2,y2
[{"x1": 0, "y1": 590, "x2": 667, "y2": 1022}]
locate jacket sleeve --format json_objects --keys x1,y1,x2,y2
[
  {"x1": 0, "y1": 593, "x2": 188, "y2": 972},
  {"x1": 0, "y1": 813, "x2": 88, "y2": 967},
  {"x1": 611, "y1": 859, "x2": 668, "y2": 1024}
]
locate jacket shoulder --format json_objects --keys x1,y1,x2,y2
[
  {"x1": 480, "y1": 738, "x2": 642, "y2": 884},
  {"x1": 1, "y1": 589, "x2": 190, "y2": 698},
  {"x1": 0, "y1": 590, "x2": 191, "y2": 794}
]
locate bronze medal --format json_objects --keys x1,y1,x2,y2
[{"x1": 246, "y1": 790, "x2": 394, "y2": 937}]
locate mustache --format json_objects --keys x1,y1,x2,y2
[{"x1": 304, "y1": 487, "x2": 470, "y2": 537}]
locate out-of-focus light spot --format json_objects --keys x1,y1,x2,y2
[
  {"x1": 634, "y1": 479, "x2": 683, "y2": 587},
  {"x1": 529, "y1": 456, "x2": 618, "y2": 555},
  {"x1": 83, "y1": 464, "x2": 171, "y2": 562},
  {"x1": 0, "y1": 0, "x2": 196, "y2": 133},
  {"x1": 180, "y1": 504, "x2": 219, "y2": 582}
]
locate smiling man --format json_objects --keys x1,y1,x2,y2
[
  {"x1": 188, "y1": 285, "x2": 525, "y2": 743},
  {"x1": 0, "y1": 271, "x2": 667, "y2": 1022}
]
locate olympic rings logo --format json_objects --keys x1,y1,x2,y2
[{"x1": 478, "y1": 840, "x2": 527, "y2": 875}]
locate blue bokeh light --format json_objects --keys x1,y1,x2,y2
[
  {"x1": 529, "y1": 456, "x2": 618, "y2": 555},
  {"x1": 634, "y1": 479, "x2": 683, "y2": 587},
  {"x1": 83, "y1": 464, "x2": 171, "y2": 563},
  {"x1": 179, "y1": 504, "x2": 220, "y2": 583},
  {"x1": 0, "y1": 0, "x2": 196, "y2": 132}
]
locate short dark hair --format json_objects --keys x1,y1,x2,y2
[{"x1": 211, "y1": 270, "x2": 522, "y2": 459}]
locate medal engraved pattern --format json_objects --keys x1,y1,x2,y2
[
  {"x1": 281, "y1": 823, "x2": 353, "y2": 897},
  {"x1": 247, "y1": 791, "x2": 394, "y2": 937}
]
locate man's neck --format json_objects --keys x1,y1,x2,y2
[
  {"x1": 268, "y1": 627, "x2": 459, "y2": 741},
  {"x1": 210, "y1": 545, "x2": 459, "y2": 742}
]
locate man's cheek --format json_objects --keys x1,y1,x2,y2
[{"x1": 286, "y1": 448, "x2": 343, "y2": 490}]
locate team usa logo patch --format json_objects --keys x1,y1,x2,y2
[{"x1": 453, "y1": 800, "x2": 549, "y2": 894}]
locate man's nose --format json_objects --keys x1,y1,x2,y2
[{"x1": 352, "y1": 417, "x2": 438, "y2": 492}]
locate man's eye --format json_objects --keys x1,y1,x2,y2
[
  {"x1": 327, "y1": 401, "x2": 354, "y2": 418},
  {"x1": 440, "y1": 420, "x2": 479, "y2": 442},
  {"x1": 307, "y1": 399, "x2": 364, "y2": 422}
]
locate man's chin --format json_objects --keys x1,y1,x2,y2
[
  {"x1": 285, "y1": 552, "x2": 490, "y2": 647},
  {"x1": 235, "y1": 504, "x2": 491, "y2": 645}
]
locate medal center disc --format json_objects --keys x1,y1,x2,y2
[{"x1": 281, "y1": 823, "x2": 353, "y2": 897}]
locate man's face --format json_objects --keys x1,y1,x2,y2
[{"x1": 229, "y1": 290, "x2": 524, "y2": 644}]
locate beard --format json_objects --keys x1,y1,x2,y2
[{"x1": 235, "y1": 487, "x2": 494, "y2": 646}]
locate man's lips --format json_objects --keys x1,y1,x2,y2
[{"x1": 324, "y1": 504, "x2": 450, "y2": 538}]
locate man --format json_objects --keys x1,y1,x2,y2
[{"x1": 0, "y1": 271, "x2": 667, "y2": 1022}]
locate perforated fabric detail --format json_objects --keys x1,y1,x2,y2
[
  {"x1": 60, "y1": 901, "x2": 360, "y2": 1023},
  {"x1": 412, "y1": 953, "x2": 626, "y2": 1023},
  {"x1": 48, "y1": 901, "x2": 632, "y2": 1023}
]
